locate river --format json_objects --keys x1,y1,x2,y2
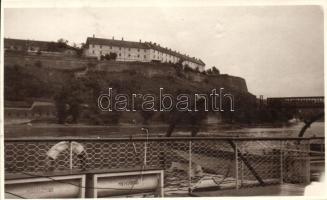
[{"x1": 4, "y1": 122, "x2": 324, "y2": 138}]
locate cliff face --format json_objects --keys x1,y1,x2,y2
[
  {"x1": 206, "y1": 75, "x2": 248, "y2": 93},
  {"x1": 4, "y1": 53, "x2": 250, "y2": 95}
]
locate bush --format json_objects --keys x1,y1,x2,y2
[
  {"x1": 101, "y1": 53, "x2": 117, "y2": 61},
  {"x1": 174, "y1": 63, "x2": 183, "y2": 77},
  {"x1": 183, "y1": 64, "x2": 193, "y2": 72}
]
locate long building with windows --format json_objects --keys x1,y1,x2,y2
[{"x1": 83, "y1": 36, "x2": 205, "y2": 71}]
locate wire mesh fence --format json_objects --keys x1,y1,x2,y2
[{"x1": 4, "y1": 137, "x2": 324, "y2": 195}]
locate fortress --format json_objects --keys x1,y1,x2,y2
[
  {"x1": 4, "y1": 36, "x2": 206, "y2": 71},
  {"x1": 83, "y1": 36, "x2": 205, "y2": 71},
  {"x1": 4, "y1": 36, "x2": 251, "y2": 125}
]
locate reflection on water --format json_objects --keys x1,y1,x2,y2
[
  {"x1": 204, "y1": 122, "x2": 325, "y2": 138},
  {"x1": 4, "y1": 122, "x2": 324, "y2": 138}
]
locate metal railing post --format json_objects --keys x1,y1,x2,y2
[
  {"x1": 144, "y1": 141, "x2": 147, "y2": 166},
  {"x1": 188, "y1": 141, "x2": 192, "y2": 194},
  {"x1": 241, "y1": 145, "x2": 244, "y2": 186},
  {"x1": 305, "y1": 140, "x2": 311, "y2": 184},
  {"x1": 69, "y1": 141, "x2": 73, "y2": 171},
  {"x1": 280, "y1": 140, "x2": 283, "y2": 184},
  {"x1": 235, "y1": 141, "x2": 239, "y2": 190}
]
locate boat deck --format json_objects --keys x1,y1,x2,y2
[{"x1": 191, "y1": 184, "x2": 306, "y2": 196}]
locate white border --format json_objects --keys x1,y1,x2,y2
[{"x1": 1, "y1": 0, "x2": 326, "y2": 200}]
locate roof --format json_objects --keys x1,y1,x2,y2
[
  {"x1": 146, "y1": 42, "x2": 205, "y2": 66},
  {"x1": 4, "y1": 38, "x2": 51, "y2": 50},
  {"x1": 4, "y1": 38, "x2": 78, "y2": 52},
  {"x1": 87, "y1": 37, "x2": 205, "y2": 66},
  {"x1": 86, "y1": 37, "x2": 151, "y2": 49}
]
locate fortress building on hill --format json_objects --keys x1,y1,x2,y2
[
  {"x1": 83, "y1": 36, "x2": 205, "y2": 71},
  {"x1": 4, "y1": 36, "x2": 206, "y2": 71}
]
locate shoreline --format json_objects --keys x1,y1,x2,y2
[{"x1": 4, "y1": 120, "x2": 304, "y2": 128}]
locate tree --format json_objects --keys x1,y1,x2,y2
[
  {"x1": 57, "y1": 38, "x2": 68, "y2": 45},
  {"x1": 76, "y1": 43, "x2": 86, "y2": 57},
  {"x1": 174, "y1": 59, "x2": 184, "y2": 77},
  {"x1": 54, "y1": 79, "x2": 84, "y2": 124},
  {"x1": 109, "y1": 52, "x2": 117, "y2": 60},
  {"x1": 81, "y1": 43, "x2": 86, "y2": 49},
  {"x1": 54, "y1": 88, "x2": 69, "y2": 124},
  {"x1": 165, "y1": 96, "x2": 207, "y2": 137},
  {"x1": 212, "y1": 66, "x2": 220, "y2": 75},
  {"x1": 47, "y1": 39, "x2": 69, "y2": 52},
  {"x1": 206, "y1": 68, "x2": 213, "y2": 75},
  {"x1": 104, "y1": 54, "x2": 111, "y2": 60}
]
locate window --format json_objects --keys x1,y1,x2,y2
[
  {"x1": 144, "y1": 49, "x2": 146, "y2": 52},
  {"x1": 119, "y1": 47, "x2": 121, "y2": 50},
  {"x1": 144, "y1": 55, "x2": 146, "y2": 59},
  {"x1": 137, "y1": 49, "x2": 140, "y2": 52},
  {"x1": 92, "y1": 50, "x2": 95, "y2": 54},
  {"x1": 100, "y1": 45, "x2": 102, "y2": 49},
  {"x1": 110, "y1": 46, "x2": 112, "y2": 49},
  {"x1": 119, "y1": 53, "x2": 121, "y2": 56},
  {"x1": 137, "y1": 55, "x2": 140, "y2": 58},
  {"x1": 100, "y1": 50, "x2": 102, "y2": 55},
  {"x1": 128, "y1": 54, "x2": 131, "y2": 57}
]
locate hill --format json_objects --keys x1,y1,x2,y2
[{"x1": 4, "y1": 53, "x2": 259, "y2": 125}]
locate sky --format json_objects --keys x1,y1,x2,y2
[{"x1": 4, "y1": 5, "x2": 324, "y2": 97}]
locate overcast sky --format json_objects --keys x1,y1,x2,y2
[{"x1": 4, "y1": 6, "x2": 324, "y2": 97}]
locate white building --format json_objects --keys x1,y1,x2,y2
[{"x1": 83, "y1": 36, "x2": 205, "y2": 71}]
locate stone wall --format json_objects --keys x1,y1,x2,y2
[
  {"x1": 94, "y1": 60, "x2": 176, "y2": 78},
  {"x1": 5, "y1": 54, "x2": 249, "y2": 93},
  {"x1": 5, "y1": 53, "x2": 91, "y2": 71},
  {"x1": 4, "y1": 102, "x2": 56, "y2": 119}
]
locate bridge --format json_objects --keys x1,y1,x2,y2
[
  {"x1": 266, "y1": 96, "x2": 324, "y2": 137},
  {"x1": 266, "y1": 96, "x2": 324, "y2": 109}
]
